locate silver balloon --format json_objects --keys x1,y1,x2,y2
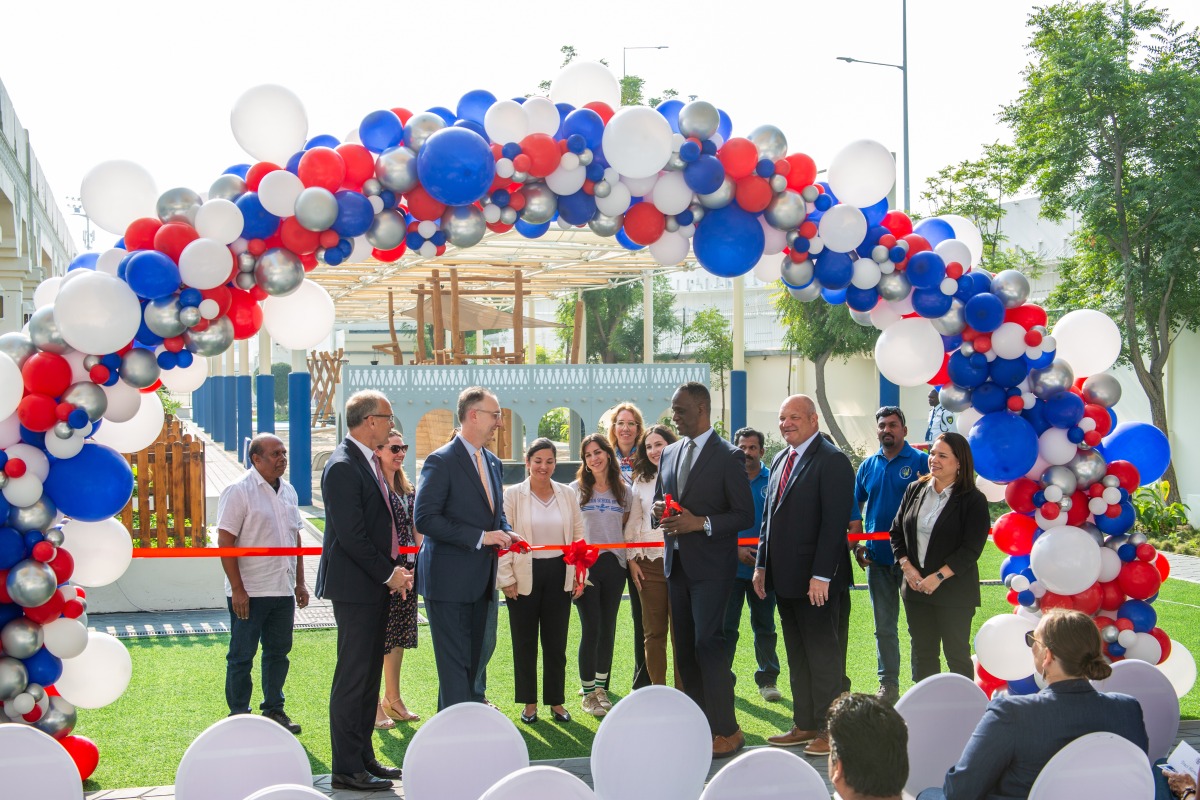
[
  {"x1": 849, "y1": 307, "x2": 875, "y2": 327},
  {"x1": 592, "y1": 180, "x2": 612, "y2": 199},
  {"x1": 403, "y1": 112, "x2": 445, "y2": 153},
  {"x1": 801, "y1": 184, "x2": 821, "y2": 203},
  {"x1": 27, "y1": 306, "x2": 72, "y2": 355},
  {"x1": 209, "y1": 174, "x2": 247, "y2": 202},
  {"x1": 375, "y1": 145, "x2": 420, "y2": 193},
  {"x1": 367, "y1": 209, "x2": 407, "y2": 250},
  {"x1": 1029, "y1": 359, "x2": 1075, "y2": 399},
  {"x1": 499, "y1": 206, "x2": 518, "y2": 225},
  {"x1": 688, "y1": 202, "x2": 706, "y2": 224},
  {"x1": 521, "y1": 183, "x2": 558, "y2": 225},
  {"x1": 665, "y1": 153, "x2": 686, "y2": 172},
  {"x1": 294, "y1": 187, "x2": 339, "y2": 232},
  {"x1": 789, "y1": 280, "x2": 823, "y2": 302},
  {"x1": 1041, "y1": 464, "x2": 1079, "y2": 497},
  {"x1": 183, "y1": 315, "x2": 235, "y2": 356},
  {"x1": 698, "y1": 177, "x2": 735, "y2": 209},
  {"x1": 664, "y1": 216, "x2": 680, "y2": 233},
  {"x1": 0, "y1": 657, "x2": 28, "y2": 700},
  {"x1": 990, "y1": 270, "x2": 1030, "y2": 309},
  {"x1": 1079, "y1": 521, "x2": 1105, "y2": 546},
  {"x1": 763, "y1": 190, "x2": 806, "y2": 230},
  {"x1": 82, "y1": 354, "x2": 101, "y2": 369},
  {"x1": 0, "y1": 332, "x2": 36, "y2": 368},
  {"x1": 361, "y1": 178, "x2": 383, "y2": 196},
  {"x1": 877, "y1": 271, "x2": 912, "y2": 302},
  {"x1": 1068, "y1": 448, "x2": 1108, "y2": 489},
  {"x1": 1101, "y1": 624, "x2": 1120, "y2": 644},
  {"x1": 939, "y1": 383, "x2": 974, "y2": 413},
  {"x1": 441, "y1": 206, "x2": 486, "y2": 249},
  {"x1": 34, "y1": 695, "x2": 76, "y2": 739},
  {"x1": 1081, "y1": 373, "x2": 1122, "y2": 407},
  {"x1": 747, "y1": 124, "x2": 788, "y2": 162},
  {"x1": 677, "y1": 100, "x2": 720, "y2": 140},
  {"x1": 5, "y1": 561, "x2": 57, "y2": 610},
  {"x1": 781, "y1": 258, "x2": 813, "y2": 288},
  {"x1": 179, "y1": 307, "x2": 202, "y2": 328},
  {"x1": 578, "y1": 149, "x2": 594, "y2": 166},
  {"x1": 931, "y1": 299, "x2": 966, "y2": 336},
  {"x1": 9, "y1": 496, "x2": 57, "y2": 533},
  {"x1": 1129, "y1": 531, "x2": 1148, "y2": 546},
  {"x1": 53, "y1": 421, "x2": 74, "y2": 440},
  {"x1": 156, "y1": 187, "x2": 202, "y2": 225},
  {"x1": 769, "y1": 174, "x2": 787, "y2": 193},
  {"x1": 44, "y1": 527, "x2": 65, "y2": 547},
  {"x1": 238, "y1": 252, "x2": 257, "y2": 272},
  {"x1": 143, "y1": 297, "x2": 187, "y2": 338},
  {"x1": 588, "y1": 213, "x2": 624, "y2": 238},
  {"x1": 235, "y1": 272, "x2": 257, "y2": 290},
  {"x1": 120, "y1": 348, "x2": 161, "y2": 389},
  {"x1": 511, "y1": 170, "x2": 529, "y2": 184},
  {"x1": 0, "y1": 473, "x2": 7, "y2": 490},
  {"x1": 254, "y1": 248, "x2": 304, "y2": 297}
]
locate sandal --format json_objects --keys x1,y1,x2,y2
[
  {"x1": 374, "y1": 701, "x2": 396, "y2": 730},
  {"x1": 384, "y1": 697, "x2": 421, "y2": 722}
]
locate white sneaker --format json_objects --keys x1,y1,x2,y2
[
  {"x1": 581, "y1": 692, "x2": 607, "y2": 717},
  {"x1": 594, "y1": 687, "x2": 613, "y2": 711},
  {"x1": 759, "y1": 684, "x2": 783, "y2": 702}
]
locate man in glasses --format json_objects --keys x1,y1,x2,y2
[{"x1": 316, "y1": 390, "x2": 413, "y2": 791}]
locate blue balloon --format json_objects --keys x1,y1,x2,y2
[
  {"x1": 1025, "y1": 349, "x2": 1056, "y2": 370},
  {"x1": 856, "y1": 225, "x2": 888, "y2": 259},
  {"x1": 701, "y1": 139, "x2": 718, "y2": 157},
  {"x1": 615, "y1": 228, "x2": 645, "y2": 251},
  {"x1": 862, "y1": 197, "x2": 890, "y2": 227},
  {"x1": 1045, "y1": 391, "x2": 1085, "y2": 428},
  {"x1": 1001, "y1": 554, "x2": 1031, "y2": 581},
  {"x1": 426, "y1": 106, "x2": 457, "y2": 126},
  {"x1": 678, "y1": 140, "x2": 701, "y2": 163},
  {"x1": 43, "y1": 442, "x2": 134, "y2": 522},
  {"x1": 223, "y1": 164, "x2": 251, "y2": 178},
  {"x1": 331, "y1": 191, "x2": 375, "y2": 237},
  {"x1": 657, "y1": 99, "x2": 684, "y2": 133},
  {"x1": 948, "y1": 351, "x2": 989, "y2": 388},
  {"x1": 1007, "y1": 674, "x2": 1041, "y2": 695},
  {"x1": 990, "y1": 357, "x2": 1030, "y2": 388},
  {"x1": 845, "y1": 285, "x2": 880, "y2": 312},
  {"x1": 813, "y1": 250, "x2": 854, "y2": 290},
  {"x1": 716, "y1": 109, "x2": 733, "y2": 141},
  {"x1": 821, "y1": 286, "x2": 848, "y2": 305},
  {"x1": 968, "y1": 411, "x2": 1040, "y2": 482},
  {"x1": 359, "y1": 109, "x2": 403, "y2": 153},
  {"x1": 305, "y1": 134, "x2": 340, "y2": 150},
  {"x1": 906, "y1": 251, "x2": 947, "y2": 289},
  {"x1": 179, "y1": 287, "x2": 202, "y2": 308},
  {"x1": 813, "y1": 194, "x2": 834, "y2": 213},
  {"x1": 452, "y1": 119, "x2": 487, "y2": 140},
  {"x1": 912, "y1": 287, "x2": 953, "y2": 318},
  {"x1": 683, "y1": 154, "x2": 725, "y2": 194},
  {"x1": 285, "y1": 150, "x2": 303, "y2": 175},
  {"x1": 942, "y1": 333, "x2": 964, "y2": 352},
  {"x1": 456, "y1": 89, "x2": 497, "y2": 126},
  {"x1": 68, "y1": 252, "x2": 99, "y2": 272},
  {"x1": 124, "y1": 251, "x2": 180, "y2": 300},
  {"x1": 557, "y1": 190, "x2": 597, "y2": 226},
  {"x1": 0, "y1": 603, "x2": 22, "y2": 628},
  {"x1": 972, "y1": 381, "x2": 1008, "y2": 414},
  {"x1": 416, "y1": 128, "x2": 496, "y2": 207},
  {"x1": 693, "y1": 205, "x2": 764, "y2": 278},
  {"x1": 22, "y1": 647, "x2": 62, "y2": 687},
  {"x1": 914, "y1": 217, "x2": 955, "y2": 248},
  {"x1": 157, "y1": 351, "x2": 178, "y2": 370},
  {"x1": 1101, "y1": 421, "x2": 1171, "y2": 484},
  {"x1": 554, "y1": 103, "x2": 573, "y2": 138},
  {"x1": 1107, "y1": 642, "x2": 1127, "y2": 657},
  {"x1": 1095, "y1": 500, "x2": 1136, "y2": 535},
  {"x1": 0, "y1": 527, "x2": 23, "y2": 569},
  {"x1": 176, "y1": 350, "x2": 194, "y2": 368},
  {"x1": 515, "y1": 218, "x2": 551, "y2": 239},
  {"x1": 963, "y1": 292, "x2": 1005, "y2": 333},
  {"x1": 235, "y1": 192, "x2": 280, "y2": 240},
  {"x1": 134, "y1": 315, "x2": 164, "y2": 347},
  {"x1": 562, "y1": 109, "x2": 605, "y2": 151},
  {"x1": 1118, "y1": 599, "x2": 1157, "y2": 632}
]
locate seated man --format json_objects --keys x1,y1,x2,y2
[{"x1": 826, "y1": 692, "x2": 909, "y2": 800}]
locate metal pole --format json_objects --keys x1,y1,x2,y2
[{"x1": 902, "y1": 0, "x2": 910, "y2": 212}]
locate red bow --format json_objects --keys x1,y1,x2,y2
[
  {"x1": 497, "y1": 539, "x2": 531, "y2": 558},
  {"x1": 662, "y1": 493, "x2": 682, "y2": 522},
  {"x1": 562, "y1": 539, "x2": 600, "y2": 587}
]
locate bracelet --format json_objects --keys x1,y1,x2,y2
[{"x1": 1182, "y1": 788, "x2": 1196, "y2": 799}]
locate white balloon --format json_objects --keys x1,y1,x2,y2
[
  {"x1": 91, "y1": 390, "x2": 164, "y2": 453},
  {"x1": 44, "y1": 427, "x2": 86, "y2": 459},
  {"x1": 620, "y1": 173, "x2": 659, "y2": 196},
  {"x1": 96, "y1": 247, "x2": 126, "y2": 276},
  {"x1": 0, "y1": 354, "x2": 21, "y2": 420},
  {"x1": 0, "y1": 413, "x2": 20, "y2": 448},
  {"x1": 194, "y1": 199, "x2": 245, "y2": 245},
  {"x1": 939, "y1": 215, "x2": 985, "y2": 268},
  {"x1": 595, "y1": 182, "x2": 632, "y2": 217},
  {"x1": 1051, "y1": 309, "x2": 1122, "y2": 378},
  {"x1": 1038, "y1": 427, "x2": 1079, "y2": 466},
  {"x1": 826, "y1": 139, "x2": 896, "y2": 207},
  {"x1": 60, "y1": 517, "x2": 135, "y2": 588},
  {"x1": 80, "y1": 160, "x2": 158, "y2": 235},
  {"x1": 178, "y1": 239, "x2": 234, "y2": 291},
  {"x1": 549, "y1": 61, "x2": 621, "y2": 109},
  {"x1": 230, "y1": 84, "x2": 308, "y2": 164},
  {"x1": 648, "y1": 231, "x2": 689, "y2": 266},
  {"x1": 346, "y1": 235, "x2": 372, "y2": 265},
  {"x1": 1029, "y1": 526, "x2": 1102, "y2": 595},
  {"x1": 851, "y1": 257, "x2": 882, "y2": 290},
  {"x1": 957, "y1": 406, "x2": 983, "y2": 436},
  {"x1": 41, "y1": 618, "x2": 88, "y2": 659},
  {"x1": 262, "y1": 280, "x2": 335, "y2": 350},
  {"x1": 870, "y1": 302, "x2": 902, "y2": 330},
  {"x1": 991, "y1": 322, "x2": 1029, "y2": 360},
  {"x1": 198, "y1": 298, "x2": 220, "y2": 320},
  {"x1": 483, "y1": 100, "x2": 528, "y2": 145},
  {"x1": 257, "y1": 170, "x2": 304, "y2": 218},
  {"x1": 651, "y1": 171, "x2": 694, "y2": 216},
  {"x1": 874, "y1": 317, "x2": 945, "y2": 386},
  {"x1": 522, "y1": 96, "x2": 560, "y2": 136},
  {"x1": 1125, "y1": 632, "x2": 1163, "y2": 666},
  {"x1": 1, "y1": 473, "x2": 43, "y2": 507},
  {"x1": 160, "y1": 358, "x2": 209, "y2": 393},
  {"x1": 752, "y1": 253, "x2": 782, "y2": 283},
  {"x1": 6, "y1": 444, "x2": 49, "y2": 481},
  {"x1": 760, "y1": 218, "x2": 786, "y2": 256},
  {"x1": 545, "y1": 164, "x2": 587, "y2": 197},
  {"x1": 975, "y1": 614, "x2": 1037, "y2": 681},
  {"x1": 818, "y1": 205, "x2": 868, "y2": 253},
  {"x1": 102, "y1": 377, "x2": 142, "y2": 423},
  {"x1": 53, "y1": 271, "x2": 143, "y2": 355},
  {"x1": 55, "y1": 631, "x2": 133, "y2": 709},
  {"x1": 63, "y1": 350, "x2": 92, "y2": 384},
  {"x1": 33, "y1": 277, "x2": 62, "y2": 309},
  {"x1": 603, "y1": 107, "x2": 674, "y2": 180},
  {"x1": 935, "y1": 238, "x2": 973, "y2": 271},
  {"x1": 976, "y1": 476, "x2": 1007, "y2": 503},
  {"x1": 1156, "y1": 640, "x2": 1196, "y2": 698}
]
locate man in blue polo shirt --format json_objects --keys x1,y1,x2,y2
[
  {"x1": 849, "y1": 406, "x2": 928, "y2": 706},
  {"x1": 723, "y1": 427, "x2": 782, "y2": 701}
]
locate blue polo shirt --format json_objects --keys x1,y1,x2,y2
[
  {"x1": 851, "y1": 442, "x2": 929, "y2": 565},
  {"x1": 736, "y1": 463, "x2": 770, "y2": 581}
]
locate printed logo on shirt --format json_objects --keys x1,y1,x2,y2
[
  {"x1": 900, "y1": 466, "x2": 913, "y2": 479},
  {"x1": 582, "y1": 495, "x2": 624, "y2": 515}
]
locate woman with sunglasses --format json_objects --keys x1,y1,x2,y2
[
  {"x1": 918, "y1": 608, "x2": 1149, "y2": 799},
  {"x1": 373, "y1": 430, "x2": 422, "y2": 727}
]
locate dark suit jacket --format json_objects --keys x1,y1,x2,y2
[
  {"x1": 889, "y1": 480, "x2": 990, "y2": 608},
  {"x1": 756, "y1": 435, "x2": 855, "y2": 596},
  {"x1": 415, "y1": 437, "x2": 511, "y2": 603},
  {"x1": 942, "y1": 679, "x2": 1148, "y2": 800},
  {"x1": 314, "y1": 437, "x2": 396, "y2": 604},
  {"x1": 653, "y1": 430, "x2": 754, "y2": 581}
]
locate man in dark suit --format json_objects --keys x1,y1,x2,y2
[
  {"x1": 653, "y1": 382, "x2": 754, "y2": 759},
  {"x1": 415, "y1": 386, "x2": 522, "y2": 710},
  {"x1": 315, "y1": 390, "x2": 413, "y2": 792},
  {"x1": 754, "y1": 394, "x2": 855, "y2": 756}
]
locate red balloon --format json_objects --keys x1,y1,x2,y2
[
  {"x1": 1149, "y1": 627, "x2": 1172, "y2": 663},
  {"x1": 1065, "y1": 490, "x2": 1090, "y2": 526},
  {"x1": 1105, "y1": 461, "x2": 1141, "y2": 493},
  {"x1": 124, "y1": 217, "x2": 162, "y2": 252},
  {"x1": 519, "y1": 133, "x2": 561, "y2": 178},
  {"x1": 200, "y1": 286, "x2": 233, "y2": 318},
  {"x1": 300, "y1": 253, "x2": 318, "y2": 271},
  {"x1": 798, "y1": 220, "x2": 818, "y2": 240},
  {"x1": 153, "y1": 222, "x2": 199, "y2": 265},
  {"x1": 24, "y1": 589, "x2": 64, "y2": 624},
  {"x1": 4, "y1": 458, "x2": 26, "y2": 478},
  {"x1": 279, "y1": 217, "x2": 320, "y2": 255},
  {"x1": 1094, "y1": 615, "x2": 1117, "y2": 631},
  {"x1": 61, "y1": 735, "x2": 100, "y2": 781},
  {"x1": 21, "y1": 352, "x2": 72, "y2": 397},
  {"x1": 882, "y1": 211, "x2": 914, "y2": 238},
  {"x1": 249, "y1": 286, "x2": 268, "y2": 302},
  {"x1": 1117, "y1": 559, "x2": 1162, "y2": 600},
  {"x1": 1004, "y1": 478, "x2": 1040, "y2": 513},
  {"x1": 1040, "y1": 591, "x2": 1074, "y2": 611},
  {"x1": 405, "y1": 186, "x2": 447, "y2": 221},
  {"x1": 162, "y1": 336, "x2": 184, "y2": 354},
  {"x1": 89, "y1": 365, "x2": 110, "y2": 384},
  {"x1": 1072, "y1": 583, "x2": 1103, "y2": 616},
  {"x1": 297, "y1": 147, "x2": 346, "y2": 192},
  {"x1": 1006, "y1": 588, "x2": 1020, "y2": 606},
  {"x1": 1154, "y1": 553, "x2": 1171, "y2": 582},
  {"x1": 623, "y1": 202, "x2": 666, "y2": 245},
  {"x1": 734, "y1": 176, "x2": 773, "y2": 213},
  {"x1": 783, "y1": 152, "x2": 818, "y2": 190},
  {"x1": 225, "y1": 289, "x2": 263, "y2": 340},
  {"x1": 582, "y1": 101, "x2": 614, "y2": 124},
  {"x1": 993, "y1": 512, "x2": 1038, "y2": 556},
  {"x1": 1115, "y1": 617, "x2": 1135, "y2": 632},
  {"x1": 1098, "y1": 580, "x2": 1126, "y2": 611},
  {"x1": 49, "y1": 547, "x2": 74, "y2": 584},
  {"x1": 372, "y1": 244, "x2": 407, "y2": 263},
  {"x1": 31, "y1": 541, "x2": 55, "y2": 562},
  {"x1": 62, "y1": 598, "x2": 84, "y2": 619},
  {"x1": 1003, "y1": 303, "x2": 1049, "y2": 330},
  {"x1": 17, "y1": 393, "x2": 57, "y2": 432},
  {"x1": 245, "y1": 161, "x2": 281, "y2": 192},
  {"x1": 929, "y1": 353, "x2": 951, "y2": 387},
  {"x1": 390, "y1": 107, "x2": 413, "y2": 125},
  {"x1": 719, "y1": 138, "x2": 759, "y2": 181},
  {"x1": 1039, "y1": 501, "x2": 1060, "y2": 520},
  {"x1": 1136, "y1": 542, "x2": 1157, "y2": 562},
  {"x1": 485, "y1": 221, "x2": 514, "y2": 234},
  {"x1": 318, "y1": 229, "x2": 341, "y2": 248},
  {"x1": 336, "y1": 143, "x2": 375, "y2": 189},
  {"x1": 1006, "y1": 395, "x2": 1024, "y2": 412},
  {"x1": 1083, "y1": 404, "x2": 1113, "y2": 436}
]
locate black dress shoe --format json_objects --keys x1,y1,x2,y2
[
  {"x1": 331, "y1": 771, "x2": 393, "y2": 790},
  {"x1": 262, "y1": 709, "x2": 301, "y2": 735},
  {"x1": 365, "y1": 759, "x2": 402, "y2": 780},
  {"x1": 551, "y1": 709, "x2": 572, "y2": 723}
]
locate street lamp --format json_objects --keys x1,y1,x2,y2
[
  {"x1": 837, "y1": 0, "x2": 910, "y2": 212},
  {"x1": 65, "y1": 196, "x2": 95, "y2": 250},
  {"x1": 622, "y1": 45, "x2": 668, "y2": 79}
]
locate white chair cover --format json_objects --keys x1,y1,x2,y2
[
  {"x1": 894, "y1": 673, "x2": 988, "y2": 798},
  {"x1": 1028, "y1": 731, "x2": 1155, "y2": 799},
  {"x1": 0, "y1": 724, "x2": 84, "y2": 800},
  {"x1": 1092, "y1": 657, "x2": 1179, "y2": 762},
  {"x1": 401, "y1": 702, "x2": 528, "y2": 800},
  {"x1": 479, "y1": 765, "x2": 596, "y2": 800},
  {"x1": 700, "y1": 748, "x2": 829, "y2": 799},
  {"x1": 591, "y1": 685, "x2": 711, "y2": 800},
  {"x1": 241, "y1": 784, "x2": 326, "y2": 800},
  {"x1": 174, "y1": 715, "x2": 311, "y2": 800}
]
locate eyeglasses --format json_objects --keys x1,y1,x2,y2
[
  {"x1": 369, "y1": 413, "x2": 395, "y2": 423},
  {"x1": 377, "y1": 444, "x2": 408, "y2": 454},
  {"x1": 475, "y1": 408, "x2": 503, "y2": 420},
  {"x1": 1024, "y1": 631, "x2": 1042, "y2": 648}
]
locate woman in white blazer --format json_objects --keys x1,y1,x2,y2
[{"x1": 499, "y1": 437, "x2": 584, "y2": 725}]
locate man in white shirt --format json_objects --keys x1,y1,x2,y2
[{"x1": 218, "y1": 433, "x2": 308, "y2": 735}]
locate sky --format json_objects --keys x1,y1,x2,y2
[{"x1": 3, "y1": 0, "x2": 1198, "y2": 252}]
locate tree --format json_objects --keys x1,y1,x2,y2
[
  {"x1": 1001, "y1": 0, "x2": 1200, "y2": 502},
  {"x1": 537, "y1": 45, "x2": 682, "y2": 109},
  {"x1": 554, "y1": 274, "x2": 683, "y2": 363},
  {"x1": 772, "y1": 287, "x2": 881, "y2": 454},
  {"x1": 271, "y1": 362, "x2": 291, "y2": 407},
  {"x1": 685, "y1": 308, "x2": 734, "y2": 430}
]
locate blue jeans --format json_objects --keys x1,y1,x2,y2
[
  {"x1": 473, "y1": 590, "x2": 499, "y2": 701},
  {"x1": 867, "y1": 561, "x2": 904, "y2": 687},
  {"x1": 226, "y1": 595, "x2": 295, "y2": 714},
  {"x1": 723, "y1": 577, "x2": 780, "y2": 688}
]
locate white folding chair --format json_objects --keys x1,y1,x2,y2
[
  {"x1": 1093, "y1": 657, "x2": 1180, "y2": 762},
  {"x1": 241, "y1": 784, "x2": 326, "y2": 800},
  {"x1": 401, "y1": 702, "x2": 528, "y2": 800},
  {"x1": 1028, "y1": 731, "x2": 1155, "y2": 799},
  {"x1": 479, "y1": 765, "x2": 596, "y2": 800},
  {"x1": 700, "y1": 748, "x2": 829, "y2": 799},
  {"x1": 174, "y1": 715, "x2": 311, "y2": 800},
  {"x1": 0, "y1": 724, "x2": 84, "y2": 800},
  {"x1": 894, "y1": 673, "x2": 988, "y2": 798},
  {"x1": 591, "y1": 685, "x2": 711, "y2": 800}
]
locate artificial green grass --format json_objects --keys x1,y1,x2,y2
[{"x1": 77, "y1": 544, "x2": 1200, "y2": 790}]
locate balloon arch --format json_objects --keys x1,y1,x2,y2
[{"x1": 0, "y1": 61, "x2": 1191, "y2": 780}]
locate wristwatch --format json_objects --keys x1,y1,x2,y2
[
  {"x1": 703, "y1": 517, "x2": 712, "y2": 536},
  {"x1": 936, "y1": 570, "x2": 946, "y2": 582}
]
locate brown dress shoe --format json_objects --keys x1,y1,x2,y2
[
  {"x1": 803, "y1": 733, "x2": 831, "y2": 756},
  {"x1": 712, "y1": 728, "x2": 745, "y2": 759},
  {"x1": 767, "y1": 726, "x2": 819, "y2": 747}
]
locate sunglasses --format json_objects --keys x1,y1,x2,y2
[
  {"x1": 376, "y1": 444, "x2": 408, "y2": 454},
  {"x1": 1024, "y1": 631, "x2": 1042, "y2": 648}
]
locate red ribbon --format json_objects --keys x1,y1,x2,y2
[
  {"x1": 661, "y1": 493, "x2": 682, "y2": 522},
  {"x1": 561, "y1": 539, "x2": 600, "y2": 587},
  {"x1": 497, "y1": 539, "x2": 532, "y2": 558}
]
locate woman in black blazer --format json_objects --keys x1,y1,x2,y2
[{"x1": 890, "y1": 432, "x2": 989, "y2": 682}]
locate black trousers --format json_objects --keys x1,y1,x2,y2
[
  {"x1": 507, "y1": 558, "x2": 571, "y2": 705},
  {"x1": 629, "y1": 572, "x2": 650, "y2": 689},
  {"x1": 904, "y1": 598, "x2": 975, "y2": 682},
  {"x1": 329, "y1": 598, "x2": 389, "y2": 774},
  {"x1": 575, "y1": 552, "x2": 626, "y2": 684},
  {"x1": 426, "y1": 589, "x2": 493, "y2": 711},
  {"x1": 667, "y1": 548, "x2": 737, "y2": 737},
  {"x1": 777, "y1": 592, "x2": 842, "y2": 731},
  {"x1": 839, "y1": 585, "x2": 852, "y2": 693}
]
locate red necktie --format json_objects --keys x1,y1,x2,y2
[
  {"x1": 373, "y1": 454, "x2": 400, "y2": 559},
  {"x1": 776, "y1": 448, "x2": 798, "y2": 503}
]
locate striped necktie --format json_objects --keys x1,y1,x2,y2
[{"x1": 776, "y1": 448, "x2": 799, "y2": 503}]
